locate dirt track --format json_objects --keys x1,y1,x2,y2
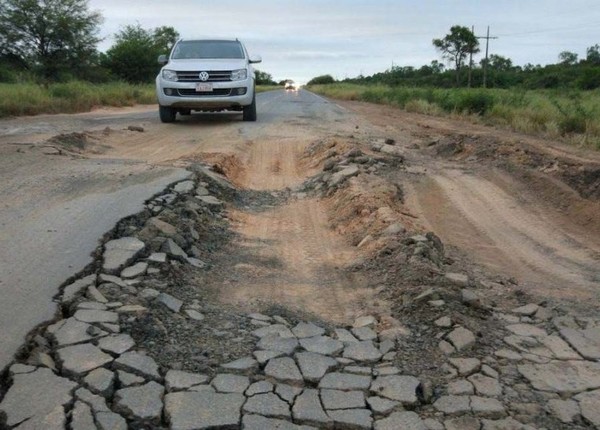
[
  {"x1": 332, "y1": 100, "x2": 600, "y2": 303},
  {"x1": 1, "y1": 90, "x2": 598, "y2": 328}
]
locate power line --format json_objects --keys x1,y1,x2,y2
[
  {"x1": 477, "y1": 26, "x2": 498, "y2": 88},
  {"x1": 497, "y1": 22, "x2": 600, "y2": 37}
]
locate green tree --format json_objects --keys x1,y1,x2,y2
[
  {"x1": 487, "y1": 54, "x2": 513, "y2": 71},
  {"x1": 586, "y1": 44, "x2": 600, "y2": 65},
  {"x1": 104, "y1": 24, "x2": 179, "y2": 83},
  {"x1": 307, "y1": 74, "x2": 335, "y2": 85},
  {"x1": 558, "y1": 51, "x2": 578, "y2": 65},
  {"x1": 254, "y1": 69, "x2": 276, "y2": 85},
  {"x1": 433, "y1": 25, "x2": 479, "y2": 86},
  {"x1": 0, "y1": 0, "x2": 102, "y2": 80},
  {"x1": 153, "y1": 26, "x2": 179, "y2": 56}
]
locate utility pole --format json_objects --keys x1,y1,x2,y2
[
  {"x1": 468, "y1": 25, "x2": 474, "y2": 88},
  {"x1": 477, "y1": 26, "x2": 498, "y2": 88}
]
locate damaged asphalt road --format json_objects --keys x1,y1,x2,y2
[{"x1": 0, "y1": 90, "x2": 599, "y2": 429}]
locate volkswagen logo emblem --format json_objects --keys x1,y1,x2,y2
[{"x1": 198, "y1": 71, "x2": 210, "y2": 82}]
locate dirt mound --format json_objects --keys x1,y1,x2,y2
[{"x1": 428, "y1": 134, "x2": 600, "y2": 200}]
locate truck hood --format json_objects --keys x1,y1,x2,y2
[{"x1": 164, "y1": 59, "x2": 247, "y2": 71}]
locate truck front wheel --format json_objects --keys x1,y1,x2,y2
[
  {"x1": 159, "y1": 105, "x2": 176, "y2": 123},
  {"x1": 242, "y1": 94, "x2": 257, "y2": 122}
]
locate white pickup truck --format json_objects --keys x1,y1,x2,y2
[{"x1": 156, "y1": 38, "x2": 262, "y2": 122}]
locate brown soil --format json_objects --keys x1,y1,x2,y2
[
  {"x1": 336, "y1": 100, "x2": 600, "y2": 304},
  {"x1": 3, "y1": 94, "x2": 598, "y2": 324}
]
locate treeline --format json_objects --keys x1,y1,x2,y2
[
  {"x1": 343, "y1": 50, "x2": 600, "y2": 90},
  {"x1": 308, "y1": 24, "x2": 600, "y2": 91},
  {"x1": 0, "y1": 0, "x2": 275, "y2": 85}
]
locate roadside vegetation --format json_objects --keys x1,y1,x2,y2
[
  {"x1": 0, "y1": 0, "x2": 283, "y2": 117},
  {"x1": 308, "y1": 84, "x2": 600, "y2": 149},
  {"x1": 0, "y1": 82, "x2": 155, "y2": 117},
  {"x1": 0, "y1": 83, "x2": 280, "y2": 117},
  {"x1": 307, "y1": 26, "x2": 600, "y2": 149}
]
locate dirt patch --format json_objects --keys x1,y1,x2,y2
[
  {"x1": 333, "y1": 99, "x2": 600, "y2": 305},
  {"x1": 427, "y1": 133, "x2": 600, "y2": 200}
]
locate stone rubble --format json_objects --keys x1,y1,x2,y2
[
  {"x1": 5, "y1": 300, "x2": 599, "y2": 429},
  {"x1": 1, "y1": 171, "x2": 599, "y2": 430}
]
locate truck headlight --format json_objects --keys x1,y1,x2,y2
[
  {"x1": 230, "y1": 69, "x2": 248, "y2": 81},
  {"x1": 162, "y1": 69, "x2": 178, "y2": 81}
]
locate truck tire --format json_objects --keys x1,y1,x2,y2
[
  {"x1": 242, "y1": 93, "x2": 257, "y2": 122},
  {"x1": 159, "y1": 105, "x2": 176, "y2": 123}
]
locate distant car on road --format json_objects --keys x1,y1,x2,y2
[
  {"x1": 156, "y1": 38, "x2": 262, "y2": 123},
  {"x1": 285, "y1": 81, "x2": 297, "y2": 91}
]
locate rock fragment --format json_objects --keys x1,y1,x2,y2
[
  {"x1": 319, "y1": 372, "x2": 372, "y2": 391},
  {"x1": 165, "y1": 369, "x2": 209, "y2": 392},
  {"x1": 296, "y1": 352, "x2": 338, "y2": 382},
  {"x1": 243, "y1": 392, "x2": 291, "y2": 419},
  {"x1": 57, "y1": 343, "x2": 113, "y2": 376},
  {"x1": 327, "y1": 408, "x2": 372, "y2": 429},
  {"x1": 0, "y1": 368, "x2": 76, "y2": 427},
  {"x1": 292, "y1": 388, "x2": 333, "y2": 428},
  {"x1": 114, "y1": 351, "x2": 161, "y2": 380},
  {"x1": 103, "y1": 237, "x2": 145, "y2": 274},
  {"x1": 299, "y1": 335, "x2": 344, "y2": 356},
  {"x1": 114, "y1": 381, "x2": 164, "y2": 423},
  {"x1": 165, "y1": 391, "x2": 246, "y2": 430},
  {"x1": 343, "y1": 340, "x2": 383, "y2": 362},
  {"x1": 265, "y1": 357, "x2": 304, "y2": 385},
  {"x1": 370, "y1": 375, "x2": 420, "y2": 405},
  {"x1": 374, "y1": 411, "x2": 427, "y2": 430},
  {"x1": 211, "y1": 374, "x2": 250, "y2": 393},
  {"x1": 292, "y1": 322, "x2": 326, "y2": 338},
  {"x1": 447, "y1": 327, "x2": 476, "y2": 351}
]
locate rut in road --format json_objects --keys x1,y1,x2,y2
[
  {"x1": 407, "y1": 169, "x2": 600, "y2": 300},
  {"x1": 219, "y1": 138, "x2": 379, "y2": 324}
]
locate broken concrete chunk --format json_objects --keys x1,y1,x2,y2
[
  {"x1": 158, "y1": 292, "x2": 183, "y2": 313},
  {"x1": 114, "y1": 381, "x2": 164, "y2": 423},
  {"x1": 57, "y1": 343, "x2": 114, "y2": 376},
  {"x1": 61, "y1": 274, "x2": 97, "y2": 304},
  {"x1": 370, "y1": 375, "x2": 421, "y2": 405},
  {"x1": 103, "y1": 237, "x2": 145, "y2": 274},
  {"x1": 115, "y1": 351, "x2": 161, "y2": 380},
  {"x1": 0, "y1": 368, "x2": 77, "y2": 427},
  {"x1": 447, "y1": 327, "x2": 476, "y2": 351},
  {"x1": 120, "y1": 262, "x2": 148, "y2": 279},
  {"x1": 165, "y1": 391, "x2": 244, "y2": 430}
]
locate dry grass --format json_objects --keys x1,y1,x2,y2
[
  {"x1": 309, "y1": 83, "x2": 600, "y2": 150},
  {"x1": 0, "y1": 83, "x2": 281, "y2": 117}
]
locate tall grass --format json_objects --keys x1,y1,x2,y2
[
  {"x1": 0, "y1": 82, "x2": 283, "y2": 118},
  {"x1": 309, "y1": 84, "x2": 600, "y2": 149},
  {"x1": 0, "y1": 81, "x2": 156, "y2": 117}
]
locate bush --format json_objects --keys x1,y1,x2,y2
[
  {"x1": 307, "y1": 75, "x2": 336, "y2": 85},
  {"x1": 454, "y1": 90, "x2": 496, "y2": 114},
  {"x1": 578, "y1": 68, "x2": 600, "y2": 90}
]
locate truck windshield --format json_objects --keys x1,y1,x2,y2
[{"x1": 172, "y1": 40, "x2": 245, "y2": 59}]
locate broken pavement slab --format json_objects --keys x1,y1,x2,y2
[
  {"x1": 517, "y1": 360, "x2": 600, "y2": 394},
  {"x1": 102, "y1": 237, "x2": 145, "y2": 274},
  {"x1": 0, "y1": 368, "x2": 77, "y2": 427},
  {"x1": 165, "y1": 391, "x2": 245, "y2": 429}
]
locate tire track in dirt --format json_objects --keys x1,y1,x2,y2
[
  {"x1": 335, "y1": 99, "x2": 600, "y2": 303},
  {"x1": 220, "y1": 131, "x2": 379, "y2": 323},
  {"x1": 407, "y1": 169, "x2": 600, "y2": 299}
]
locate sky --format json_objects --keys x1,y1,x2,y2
[{"x1": 89, "y1": 0, "x2": 600, "y2": 84}]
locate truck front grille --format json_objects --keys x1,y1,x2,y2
[{"x1": 176, "y1": 71, "x2": 232, "y2": 82}]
